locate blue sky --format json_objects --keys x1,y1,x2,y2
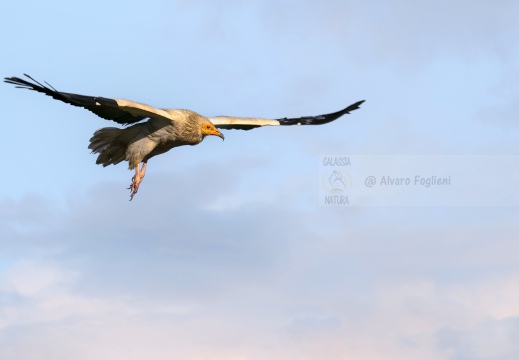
[{"x1": 1, "y1": 0, "x2": 519, "y2": 359}]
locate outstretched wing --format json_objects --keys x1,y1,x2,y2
[
  {"x1": 210, "y1": 100, "x2": 365, "y2": 131},
  {"x1": 4, "y1": 74, "x2": 174, "y2": 125}
]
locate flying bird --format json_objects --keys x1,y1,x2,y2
[{"x1": 5, "y1": 74, "x2": 365, "y2": 200}]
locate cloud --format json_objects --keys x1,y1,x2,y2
[
  {"x1": 437, "y1": 317, "x2": 519, "y2": 360},
  {"x1": 2, "y1": 171, "x2": 519, "y2": 359}
]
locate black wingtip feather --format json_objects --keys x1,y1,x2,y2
[
  {"x1": 4, "y1": 74, "x2": 147, "y2": 125},
  {"x1": 5, "y1": 74, "x2": 105, "y2": 110},
  {"x1": 277, "y1": 100, "x2": 365, "y2": 126}
]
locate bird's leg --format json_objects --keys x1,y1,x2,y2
[
  {"x1": 128, "y1": 161, "x2": 147, "y2": 201},
  {"x1": 140, "y1": 162, "x2": 147, "y2": 179}
]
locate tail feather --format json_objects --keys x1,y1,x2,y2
[{"x1": 88, "y1": 127, "x2": 127, "y2": 167}]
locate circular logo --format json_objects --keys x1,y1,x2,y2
[{"x1": 322, "y1": 169, "x2": 352, "y2": 194}]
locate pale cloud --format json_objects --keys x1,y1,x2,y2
[
  {"x1": 0, "y1": 261, "x2": 116, "y2": 330},
  {"x1": 2, "y1": 177, "x2": 519, "y2": 359},
  {"x1": 2, "y1": 257, "x2": 519, "y2": 359},
  {"x1": 0, "y1": 261, "x2": 75, "y2": 297}
]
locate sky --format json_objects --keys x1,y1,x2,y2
[{"x1": 1, "y1": 0, "x2": 519, "y2": 359}]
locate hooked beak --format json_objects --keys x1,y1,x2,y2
[{"x1": 217, "y1": 131, "x2": 225, "y2": 141}]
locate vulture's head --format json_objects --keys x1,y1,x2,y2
[{"x1": 200, "y1": 121, "x2": 225, "y2": 140}]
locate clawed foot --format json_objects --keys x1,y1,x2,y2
[
  {"x1": 127, "y1": 162, "x2": 147, "y2": 201},
  {"x1": 128, "y1": 175, "x2": 144, "y2": 201}
]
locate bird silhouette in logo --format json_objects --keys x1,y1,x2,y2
[{"x1": 328, "y1": 170, "x2": 348, "y2": 192}]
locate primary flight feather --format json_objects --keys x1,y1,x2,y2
[{"x1": 4, "y1": 74, "x2": 365, "y2": 200}]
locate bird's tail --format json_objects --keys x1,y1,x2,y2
[{"x1": 88, "y1": 127, "x2": 127, "y2": 167}]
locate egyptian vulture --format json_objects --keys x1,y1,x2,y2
[{"x1": 5, "y1": 74, "x2": 365, "y2": 200}]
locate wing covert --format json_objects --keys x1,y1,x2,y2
[{"x1": 209, "y1": 100, "x2": 365, "y2": 131}]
